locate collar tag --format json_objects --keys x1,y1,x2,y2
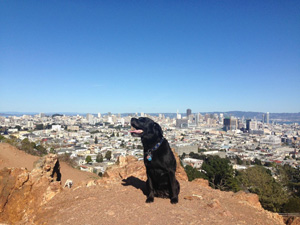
[{"x1": 147, "y1": 154, "x2": 152, "y2": 161}]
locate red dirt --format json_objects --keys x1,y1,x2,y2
[{"x1": 0, "y1": 143, "x2": 98, "y2": 185}]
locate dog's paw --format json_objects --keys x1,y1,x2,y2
[
  {"x1": 171, "y1": 197, "x2": 178, "y2": 204},
  {"x1": 146, "y1": 197, "x2": 154, "y2": 203}
]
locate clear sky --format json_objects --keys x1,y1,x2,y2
[{"x1": 1, "y1": 1, "x2": 299, "y2": 114}]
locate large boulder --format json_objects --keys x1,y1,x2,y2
[{"x1": 0, "y1": 154, "x2": 62, "y2": 224}]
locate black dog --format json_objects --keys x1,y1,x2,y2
[{"x1": 130, "y1": 117, "x2": 180, "y2": 204}]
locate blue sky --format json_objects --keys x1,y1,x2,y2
[{"x1": 1, "y1": 1, "x2": 299, "y2": 114}]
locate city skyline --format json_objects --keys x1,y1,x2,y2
[{"x1": 1, "y1": 1, "x2": 299, "y2": 113}]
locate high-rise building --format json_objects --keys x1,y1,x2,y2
[
  {"x1": 86, "y1": 113, "x2": 93, "y2": 121},
  {"x1": 177, "y1": 110, "x2": 181, "y2": 119},
  {"x1": 262, "y1": 114, "x2": 265, "y2": 123},
  {"x1": 223, "y1": 117, "x2": 238, "y2": 131},
  {"x1": 266, "y1": 112, "x2": 270, "y2": 124},
  {"x1": 186, "y1": 109, "x2": 192, "y2": 118},
  {"x1": 195, "y1": 113, "x2": 202, "y2": 125},
  {"x1": 246, "y1": 119, "x2": 257, "y2": 130},
  {"x1": 98, "y1": 113, "x2": 101, "y2": 118}
]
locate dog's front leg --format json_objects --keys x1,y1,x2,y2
[
  {"x1": 168, "y1": 171, "x2": 178, "y2": 204},
  {"x1": 146, "y1": 174, "x2": 154, "y2": 203}
]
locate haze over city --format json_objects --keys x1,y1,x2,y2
[{"x1": 1, "y1": 1, "x2": 299, "y2": 113}]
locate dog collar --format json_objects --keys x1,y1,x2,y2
[{"x1": 146, "y1": 137, "x2": 165, "y2": 161}]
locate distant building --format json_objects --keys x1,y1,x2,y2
[
  {"x1": 223, "y1": 117, "x2": 237, "y2": 131},
  {"x1": 186, "y1": 109, "x2": 192, "y2": 118},
  {"x1": 86, "y1": 113, "x2": 93, "y2": 121},
  {"x1": 246, "y1": 119, "x2": 257, "y2": 131},
  {"x1": 176, "y1": 119, "x2": 188, "y2": 128},
  {"x1": 183, "y1": 158, "x2": 203, "y2": 169},
  {"x1": 52, "y1": 125, "x2": 62, "y2": 132},
  {"x1": 172, "y1": 143, "x2": 198, "y2": 155},
  {"x1": 266, "y1": 112, "x2": 270, "y2": 124},
  {"x1": 260, "y1": 135, "x2": 281, "y2": 145},
  {"x1": 246, "y1": 119, "x2": 264, "y2": 134},
  {"x1": 39, "y1": 113, "x2": 46, "y2": 118},
  {"x1": 176, "y1": 110, "x2": 181, "y2": 119},
  {"x1": 67, "y1": 125, "x2": 79, "y2": 131}
]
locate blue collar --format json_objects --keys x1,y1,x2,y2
[{"x1": 146, "y1": 137, "x2": 164, "y2": 161}]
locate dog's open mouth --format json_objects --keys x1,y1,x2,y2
[{"x1": 130, "y1": 126, "x2": 143, "y2": 134}]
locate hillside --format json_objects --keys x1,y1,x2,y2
[
  {"x1": 0, "y1": 143, "x2": 285, "y2": 225},
  {"x1": 0, "y1": 143, "x2": 98, "y2": 185}
]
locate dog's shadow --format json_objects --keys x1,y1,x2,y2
[{"x1": 122, "y1": 176, "x2": 148, "y2": 196}]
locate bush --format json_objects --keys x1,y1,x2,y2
[
  {"x1": 184, "y1": 165, "x2": 203, "y2": 181},
  {"x1": 58, "y1": 153, "x2": 77, "y2": 168},
  {"x1": 282, "y1": 198, "x2": 300, "y2": 213}
]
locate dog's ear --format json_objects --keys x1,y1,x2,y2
[{"x1": 154, "y1": 122, "x2": 163, "y2": 137}]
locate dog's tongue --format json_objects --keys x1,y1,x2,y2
[{"x1": 130, "y1": 129, "x2": 143, "y2": 134}]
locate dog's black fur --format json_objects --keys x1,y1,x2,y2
[{"x1": 130, "y1": 117, "x2": 180, "y2": 204}]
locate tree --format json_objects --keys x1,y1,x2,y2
[
  {"x1": 35, "y1": 124, "x2": 44, "y2": 130},
  {"x1": 236, "y1": 156, "x2": 243, "y2": 165},
  {"x1": 96, "y1": 153, "x2": 103, "y2": 163},
  {"x1": 236, "y1": 166, "x2": 288, "y2": 212},
  {"x1": 85, "y1": 155, "x2": 92, "y2": 164},
  {"x1": 180, "y1": 152, "x2": 186, "y2": 160},
  {"x1": 252, "y1": 158, "x2": 262, "y2": 165},
  {"x1": 21, "y1": 138, "x2": 35, "y2": 155},
  {"x1": 94, "y1": 136, "x2": 98, "y2": 144},
  {"x1": 36, "y1": 145, "x2": 47, "y2": 155},
  {"x1": 185, "y1": 165, "x2": 203, "y2": 181},
  {"x1": 0, "y1": 135, "x2": 6, "y2": 142},
  {"x1": 105, "y1": 151, "x2": 112, "y2": 161},
  {"x1": 198, "y1": 148, "x2": 206, "y2": 153},
  {"x1": 282, "y1": 197, "x2": 300, "y2": 213},
  {"x1": 15, "y1": 125, "x2": 21, "y2": 131},
  {"x1": 120, "y1": 141, "x2": 125, "y2": 148},
  {"x1": 200, "y1": 155, "x2": 239, "y2": 192},
  {"x1": 276, "y1": 164, "x2": 300, "y2": 197},
  {"x1": 189, "y1": 152, "x2": 206, "y2": 160}
]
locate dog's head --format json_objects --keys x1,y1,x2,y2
[{"x1": 130, "y1": 117, "x2": 163, "y2": 141}]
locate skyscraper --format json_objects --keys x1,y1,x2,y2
[
  {"x1": 223, "y1": 117, "x2": 238, "y2": 131},
  {"x1": 186, "y1": 109, "x2": 191, "y2": 118},
  {"x1": 266, "y1": 112, "x2": 270, "y2": 124}
]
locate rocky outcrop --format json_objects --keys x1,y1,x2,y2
[
  {"x1": 233, "y1": 191, "x2": 262, "y2": 209},
  {"x1": 0, "y1": 154, "x2": 62, "y2": 224},
  {"x1": 172, "y1": 149, "x2": 188, "y2": 181},
  {"x1": 103, "y1": 155, "x2": 147, "y2": 181},
  {"x1": 191, "y1": 178, "x2": 210, "y2": 188},
  {"x1": 285, "y1": 216, "x2": 300, "y2": 225}
]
